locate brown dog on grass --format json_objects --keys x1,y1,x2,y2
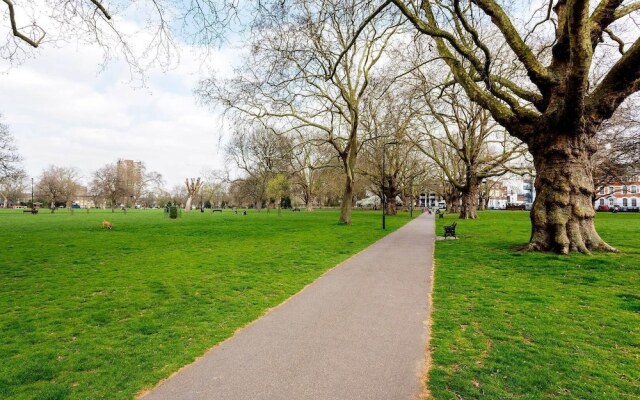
[{"x1": 102, "y1": 220, "x2": 113, "y2": 229}]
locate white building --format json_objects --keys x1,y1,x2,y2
[{"x1": 419, "y1": 192, "x2": 445, "y2": 209}]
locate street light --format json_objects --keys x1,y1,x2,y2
[
  {"x1": 409, "y1": 180, "x2": 413, "y2": 218},
  {"x1": 382, "y1": 141, "x2": 399, "y2": 230}
]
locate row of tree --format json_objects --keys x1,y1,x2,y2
[
  {"x1": 196, "y1": 0, "x2": 640, "y2": 253},
  {"x1": 4, "y1": 0, "x2": 640, "y2": 252},
  {"x1": 1, "y1": 111, "x2": 528, "y2": 216}
]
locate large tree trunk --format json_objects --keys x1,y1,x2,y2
[
  {"x1": 339, "y1": 146, "x2": 357, "y2": 225},
  {"x1": 302, "y1": 186, "x2": 314, "y2": 211},
  {"x1": 446, "y1": 192, "x2": 461, "y2": 214},
  {"x1": 383, "y1": 181, "x2": 399, "y2": 216},
  {"x1": 339, "y1": 173, "x2": 354, "y2": 224},
  {"x1": 529, "y1": 134, "x2": 616, "y2": 254},
  {"x1": 184, "y1": 196, "x2": 193, "y2": 211},
  {"x1": 460, "y1": 183, "x2": 479, "y2": 219},
  {"x1": 385, "y1": 198, "x2": 398, "y2": 215},
  {"x1": 305, "y1": 191, "x2": 314, "y2": 211}
]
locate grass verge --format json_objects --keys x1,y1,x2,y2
[
  {"x1": 0, "y1": 208, "x2": 413, "y2": 399},
  {"x1": 430, "y1": 211, "x2": 639, "y2": 399}
]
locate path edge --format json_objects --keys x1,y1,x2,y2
[
  {"x1": 136, "y1": 216, "x2": 425, "y2": 399},
  {"x1": 419, "y1": 219, "x2": 436, "y2": 400}
]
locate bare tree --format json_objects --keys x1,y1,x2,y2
[
  {"x1": 363, "y1": 0, "x2": 640, "y2": 253},
  {"x1": 0, "y1": 116, "x2": 26, "y2": 207},
  {"x1": 184, "y1": 177, "x2": 204, "y2": 211},
  {"x1": 288, "y1": 132, "x2": 336, "y2": 211},
  {"x1": 91, "y1": 163, "x2": 124, "y2": 212},
  {"x1": 413, "y1": 86, "x2": 529, "y2": 219},
  {"x1": 131, "y1": 165, "x2": 163, "y2": 207},
  {"x1": 36, "y1": 165, "x2": 81, "y2": 211},
  {"x1": 201, "y1": 170, "x2": 229, "y2": 208},
  {"x1": 199, "y1": 0, "x2": 403, "y2": 224},
  {"x1": 222, "y1": 126, "x2": 291, "y2": 210},
  {"x1": 0, "y1": 0, "x2": 245, "y2": 78},
  {"x1": 0, "y1": 116, "x2": 23, "y2": 177},
  {"x1": 170, "y1": 184, "x2": 187, "y2": 206},
  {"x1": 358, "y1": 86, "x2": 429, "y2": 216},
  {"x1": 593, "y1": 98, "x2": 640, "y2": 199},
  {"x1": 0, "y1": 170, "x2": 25, "y2": 207}
]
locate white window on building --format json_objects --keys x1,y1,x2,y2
[
  {"x1": 632, "y1": 186, "x2": 638, "y2": 194},
  {"x1": 623, "y1": 186, "x2": 628, "y2": 194},
  {"x1": 623, "y1": 198, "x2": 628, "y2": 207},
  {"x1": 609, "y1": 186, "x2": 615, "y2": 194},
  {"x1": 609, "y1": 198, "x2": 615, "y2": 206},
  {"x1": 600, "y1": 199, "x2": 605, "y2": 205},
  {"x1": 632, "y1": 199, "x2": 638, "y2": 208},
  {"x1": 599, "y1": 187, "x2": 605, "y2": 194}
]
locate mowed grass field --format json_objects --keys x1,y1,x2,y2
[
  {"x1": 431, "y1": 211, "x2": 639, "y2": 399},
  {"x1": 0, "y1": 208, "x2": 414, "y2": 400}
]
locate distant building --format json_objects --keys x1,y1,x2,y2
[
  {"x1": 487, "y1": 181, "x2": 508, "y2": 209},
  {"x1": 594, "y1": 176, "x2": 640, "y2": 210},
  {"x1": 419, "y1": 192, "x2": 445, "y2": 208},
  {"x1": 72, "y1": 186, "x2": 100, "y2": 208},
  {"x1": 117, "y1": 159, "x2": 143, "y2": 206},
  {"x1": 501, "y1": 173, "x2": 536, "y2": 206}
]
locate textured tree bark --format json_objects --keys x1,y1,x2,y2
[
  {"x1": 383, "y1": 181, "x2": 398, "y2": 216},
  {"x1": 446, "y1": 193, "x2": 461, "y2": 214},
  {"x1": 304, "y1": 187, "x2": 314, "y2": 211},
  {"x1": 339, "y1": 144, "x2": 357, "y2": 225},
  {"x1": 460, "y1": 183, "x2": 479, "y2": 219},
  {"x1": 529, "y1": 134, "x2": 617, "y2": 254},
  {"x1": 184, "y1": 178, "x2": 203, "y2": 212},
  {"x1": 385, "y1": 198, "x2": 398, "y2": 215},
  {"x1": 339, "y1": 173, "x2": 354, "y2": 225}
]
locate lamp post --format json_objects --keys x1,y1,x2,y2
[
  {"x1": 409, "y1": 181, "x2": 413, "y2": 218},
  {"x1": 31, "y1": 178, "x2": 34, "y2": 206},
  {"x1": 382, "y1": 141, "x2": 399, "y2": 230}
]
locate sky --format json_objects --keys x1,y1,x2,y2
[{"x1": 0, "y1": 25, "x2": 237, "y2": 189}]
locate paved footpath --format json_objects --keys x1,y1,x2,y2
[{"x1": 141, "y1": 213, "x2": 435, "y2": 400}]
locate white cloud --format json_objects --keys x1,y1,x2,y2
[{"x1": 0, "y1": 34, "x2": 235, "y2": 188}]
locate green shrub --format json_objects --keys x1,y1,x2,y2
[{"x1": 169, "y1": 206, "x2": 178, "y2": 219}]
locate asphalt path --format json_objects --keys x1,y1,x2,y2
[{"x1": 141, "y1": 213, "x2": 435, "y2": 400}]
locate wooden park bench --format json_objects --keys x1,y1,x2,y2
[
  {"x1": 23, "y1": 208, "x2": 38, "y2": 214},
  {"x1": 444, "y1": 222, "x2": 457, "y2": 239},
  {"x1": 212, "y1": 209, "x2": 223, "y2": 213},
  {"x1": 292, "y1": 207, "x2": 301, "y2": 212}
]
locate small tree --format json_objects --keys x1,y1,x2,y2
[
  {"x1": 0, "y1": 116, "x2": 26, "y2": 207},
  {"x1": 36, "y1": 166, "x2": 80, "y2": 211},
  {"x1": 414, "y1": 88, "x2": 529, "y2": 219},
  {"x1": 91, "y1": 163, "x2": 124, "y2": 212},
  {"x1": 184, "y1": 178, "x2": 203, "y2": 212},
  {"x1": 267, "y1": 174, "x2": 289, "y2": 216},
  {"x1": 0, "y1": 170, "x2": 26, "y2": 208}
]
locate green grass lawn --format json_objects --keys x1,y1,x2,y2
[
  {"x1": 0, "y1": 208, "x2": 413, "y2": 400},
  {"x1": 430, "y1": 211, "x2": 639, "y2": 399}
]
